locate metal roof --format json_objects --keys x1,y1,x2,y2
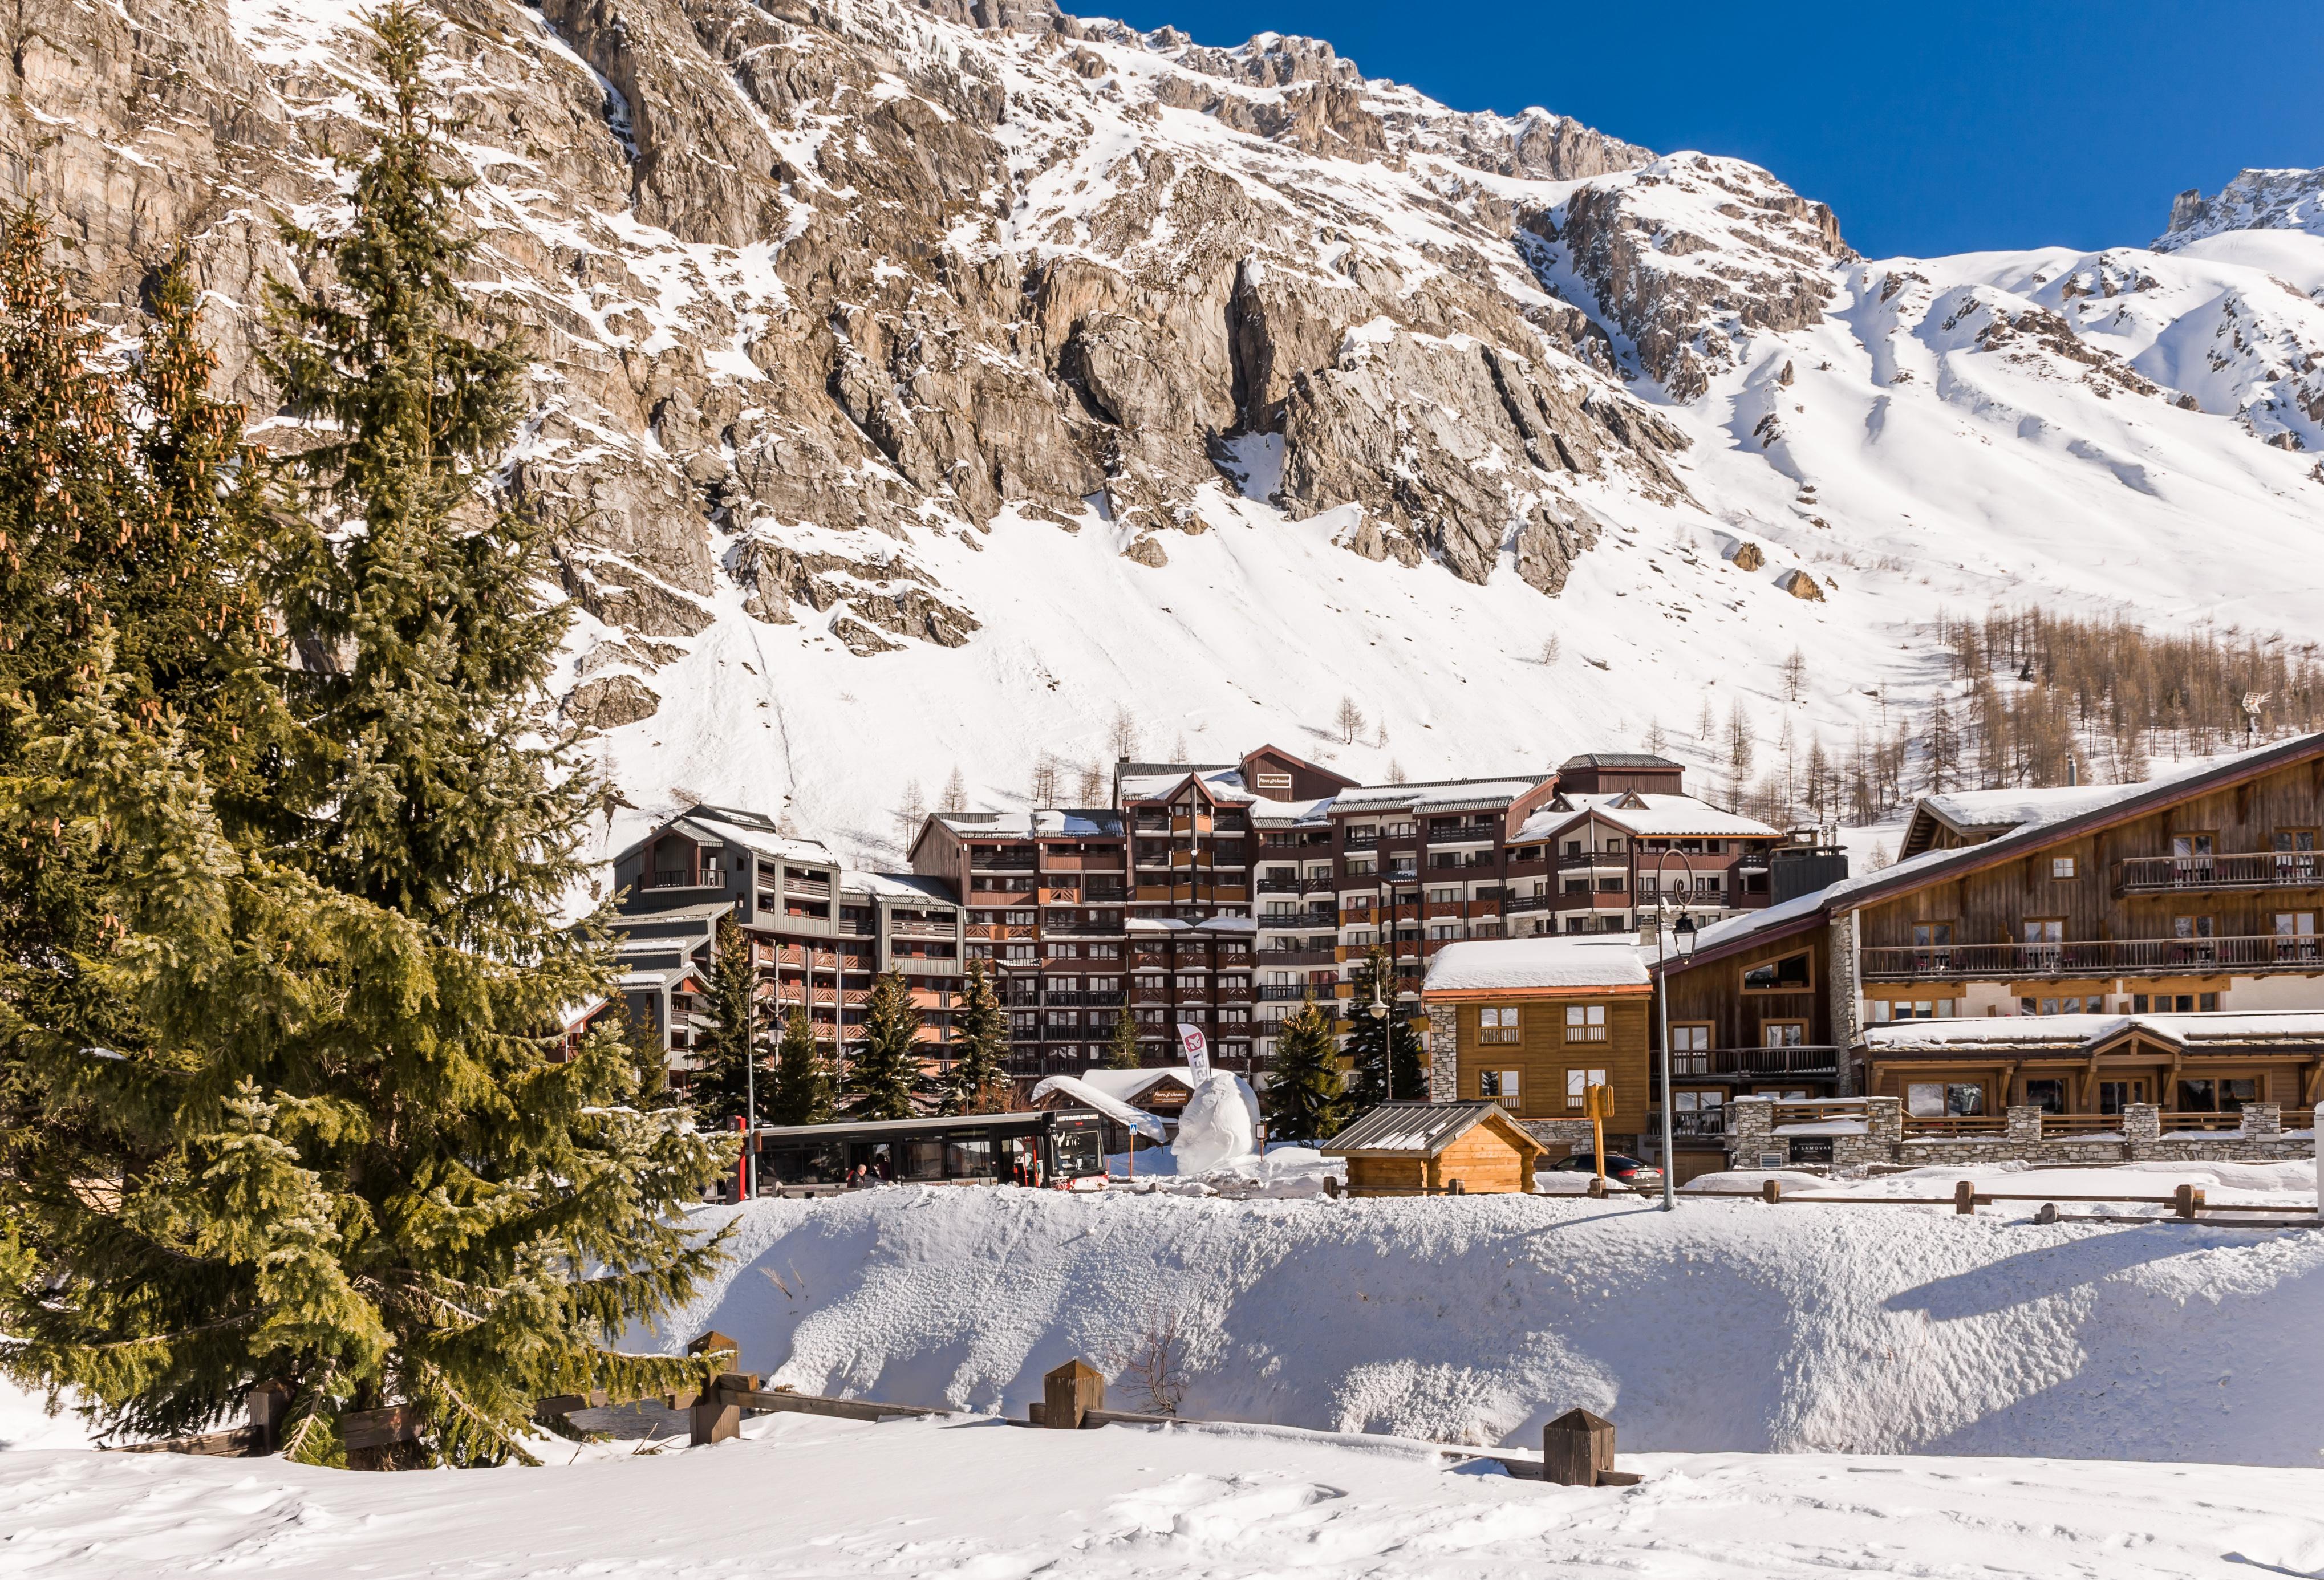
[
  {"x1": 1559, "y1": 753, "x2": 1681, "y2": 770},
  {"x1": 1320, "y1": 1101, "x2": 1542, "y2": 1158}
]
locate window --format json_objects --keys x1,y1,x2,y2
[
  {"x1": 2277, "y1": 912, "x2": 2319, "y2": 961},
  {"x1": 1946, "y1": 1084, "x2": 1985, "y2": 1116},
  {"x1": 1669, "y1": 1023, "x2": 1711, "y2": 1069},
  {"x1": 1905, "y1": 1082, "x2": 1946, "y2": 1118},
  {"x1": 1047, "y1": 941, "x2": 1077, "y2": 958},
  {"x1": 1004, "y1": 943, "x2": 1036, "y2": 961},
  {"x1": 1873, "y1": 998, "x2": 1956, "y2": 1021},
  {"x1": 1564, "y1": 1068, "x2": 1608, "y2": 1110},
  {"x1": 2276, "y1": 830, "x2": 2319, "y2": 852},
  {"x1": 1597, "y1": 876, "x2": 1625, "y2": 893},
  {"x1": 2022, "y1": 919, "x2": 2063, "y2": 944},
  {"x1": 2172, "y1": 834, "x2": 2215, "y2": 858},
  {"x1": 1004, "y1": 909, "x2": 1036, "y2": 927},
  {"x1": 2173, "y1": 915, "x2": 2215, "y2": 939},
  {"x1": 1912, "y1": 922, "x2": 1954, "y2": 947},
  {"x1": 1478, "y1": 1006, "x2": 1520, "y2": 1045},
  {"x1": 1479, "y1": 1069, "x2": 1520, "y2": 1100},
  {"x1": 2176, "y1": 1078, "x2": 2258, "y2": 1113},
  {"x1": 2051, "y1": 856, "x2": 2078, "y2": 879},
  {"x1": 1565, "y1": 1004, "x2": 1608, "y2": 1042},
  {"x1": 1430, "y1": 887, "x2": 1460, "y2": 904},
  {"x1": 2098, "y1": 1080, "x2": 2143, "y2": 1114},
  {"x1": 2024, "y1": 1079, "x2": 2066, "y2": 1114},
  {"x1": 1742, "y1": 952, "x2": 1812, "y2": 992},
  {"x1": 1762, "y1": 1021, "x2": 1807, "y2": 1047},
  {"x1": 1088, "y1": 976, "x2": 1119, "y2": 993}
]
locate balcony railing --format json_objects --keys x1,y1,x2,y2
[
  {"x1": 1860, "y1": 935, "x2": 2324, "y2": 981},
  {"x1": 646, "y1": 867, "x2": 723, "y2": 889},
  {"x1": 1665, "y1": 1045, "x2": 1841, "y2": 1077},
  {"x1": 968, "y1": 855, "x2": 1036, "y2": 872},
  {"x1": 2116, "y1": 852, "x2": 2324, "y2": 893},
  {"x1": 1903, "y1": 1115, "x2": 2007, "y2": 1136},
  {"x1": 1556, "y1": 851, "x2": 1627, "y2": 870},
  {"x1": 1647, "y1": 1109, "x2": 1732, "y2": 1139},
  {"x1": 1342, "y1": 831, "x2": 1380, "y2": 850}
]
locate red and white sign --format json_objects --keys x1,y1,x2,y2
[{"x1": 1175, "y1": 1022, "x2": 1212, "y2": 1078}]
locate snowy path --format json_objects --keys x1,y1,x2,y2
[{"x1": 2, "y1": 1412, "x2": 2319, "y2": 1578}]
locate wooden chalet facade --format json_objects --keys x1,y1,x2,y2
[
  {"x1": 1323, "y1": 1101, "x2": 1548, "y2": 1196},
  {"x1": 1418, "y1": 936, "x2": 1655, "y2": 1160},
  {"x1": 1655, "y1": 735, "x2": 2324, "y2": 1164}
]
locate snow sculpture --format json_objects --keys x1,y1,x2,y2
[{"x1": 1171, "y1": 1070, "x2": 1262, "y2": 1175}]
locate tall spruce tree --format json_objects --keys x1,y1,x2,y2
[
  {"x1": 846, "y1": 971, "x2": 923, "y2": 1120},
  {"x1": 689, "y1": 917, "x2": 763, "y2": 1129},
  {"x1": 1104, "y1": 1001, "x2": 1143, "y2": 1069},
  {"x1": 1263, "y1": 1000, "x2": 1349, "y2": 1143},
  {"x1": 766, "y1": 1006, "x2": 833, "y2": 1126},
  {"x1": 1343, "y1": 949, "x2": 1425, "y2": 1107},
  {"x1": 0, "y1": 6, "x2": 729, "y2": 1466},
  {"x1": 941, "y1": 960, "x2": 1009, "y2": 1115}
]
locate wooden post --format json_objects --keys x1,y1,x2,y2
[
  {"x1": 1542, "y1": 1407, "x2": 1615, "y2": 1486},
  {"x1": 690, "y1": 1370, "x2": 760, "y2": 1447},
  {"x1": 1954, "y1": 1180, "x2": 1975, "y2": 1216},
  {"x1": 1761, "y1": 1177, "x2": 1782, "y2": 1204},
  {"x1": 1585, "y1": 1083, "x2": 1612, "y2": 1185},
  {"x1": 1042, "y1": 1359, "x2": 1105, "y2": 1430},
  {"x1": 247, "y1": 1380, "x2": 291, "y2": 1454},
  {"x1": 690, "y1": 1330, "x2": 740, "y2": 1362},
  {"x1": 2174, "y1": 1183, "x2": 2203, "y2": 1220}
]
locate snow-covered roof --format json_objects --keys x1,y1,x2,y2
[
  {"x1": 1900, "y1": 784, "x2": 2122, "y2": 855},
  {"x1": 932, "y1": 809, "x2": 1124, "y2": 837},
  {"x1": 1328, "y1": 776, "x2": 1547, "y2": 816},
  {"x1": 618, "y1": 805, "x2": 834, "y2": 867},
  {"x1": 1116, "y1": 767, "x2": 1252, "y2": 805},
  {"x1": 1066, "y1": 1067, "x2": 1197, "y2": 1104},
  {"x1": 846, "y1": 870, "x2": 959, "y2": 905},
  {"x1": 1422, "y1": 935, "x2": 1652, "y2": 994},
  {"x1": 1127, "y1": 914, "x2": 1258, "y2": 935},
  {"x1": 1864, "y1": 1011, "x2": 2324, "y2": 1053},
  {"x1": 1244, "y1": 794, "x2": 1336, "y2": 826},
  {"x1": 1026, "y1": 1075, "x2": 1171, "y2": 1140},
  {"x1": 1321, "y1": 1100, "x2": 1544, "y2": 1158},
  {"x1": 1516, "y1": 791, "x2": 1777, "y2": 843},
  {"x1": 1689, "y1": 735, "x2": 2324, "y2": 964}
]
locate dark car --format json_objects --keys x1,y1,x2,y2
[{"x1": 1546, "y1": 1152, "x2": 1664, "y2": 1186}]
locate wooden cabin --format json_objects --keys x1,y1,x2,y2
[{"x1": 1322, "y1": 1101, "x2": 1547, "y2": 1196}]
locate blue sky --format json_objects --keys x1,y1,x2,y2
[{"x1": 1100, "y1": 1, "x2": 2324, "y2": 259}]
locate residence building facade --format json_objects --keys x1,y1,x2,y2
[{"x1": 1653, "y1": 735, "x2": 2324, "y2": 1169}]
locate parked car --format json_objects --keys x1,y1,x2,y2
[{"x1": 1545, "y1": 1152, "x2": 1663, "y2": 1187}]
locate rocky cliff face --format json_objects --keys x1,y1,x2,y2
[{"x1": 5, "y1": 0, "x2": 2320, "y2": 848}]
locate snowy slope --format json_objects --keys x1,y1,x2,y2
[{"x1": 639, "y1": 1181, "x2": 2324, "y2": 1466}]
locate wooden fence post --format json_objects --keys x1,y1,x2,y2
[
  {"x1": 2173, "y1": 1183, "x2": 2203, "y2": 1220},
  {"x1": 247, "y1": 1380, "x2": 291, "y2": 1454},
  {"x1": 690, "y1": 1370, "x2": 760, "y2": 1447},
  {"x1": 1761, "y1": 1178, "x2": 1782, "y2": 1205},
  {"x1": 1042, "y1": 1359, "x2": 1105, "y2": 1429},
  {"x1": 1542, "y1": 1408, "x2": 1613, "y2": 1486},
  {"x1": 1953, "y1": 1180, "x2": 1975, "y2": 1215}
]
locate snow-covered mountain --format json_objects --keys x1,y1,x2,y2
[{"x1": 7, "y1": 0, "x2": 2319, "y2": 863}]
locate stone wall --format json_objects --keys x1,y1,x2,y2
[
  {"x1": 1425, "y1": 1004, "x2": 1460, "y2": 1102},
  {"x1": 1724, "y1": 1097, "x2": 2317, "y2": 1168}
]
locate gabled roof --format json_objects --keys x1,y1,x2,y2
[
  {"x1": 1321, "y1": 1101, "x2": 1547, "y2": 1159},
  {"x1": 1517, "y1": 791, "x2": 1777, "y2": 844},
  {"x1": 1898, "y1": 785, "x2": 2120, "y2": 857},
  {"x1": 1063, "y1": 1067, "x2": 1198, "y2": 1104},
  {"x1": 1241, "y1": 744, "x2": 1360, "y2": 791},
  {"x1": 1681, "y1": 733, "x2": 2324, "y2": 972},
  {"x1": 612, "y1": 806, "x2": 834, "y2": 868},
  {"x1": 1863, "y1": 1010, "x2": 2324, "y2": 1055}
]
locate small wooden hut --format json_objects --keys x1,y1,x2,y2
[{"x1": 1321, "y1": 1102, "x2": 1547, "y2": 1196}]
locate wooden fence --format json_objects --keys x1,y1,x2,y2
[{"x1": 1683, "y1": 1177, "x2": 2319, "y2": 1225}]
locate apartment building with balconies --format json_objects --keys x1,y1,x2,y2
[
  {"x1": 608, "y1": 805, "x2": 965, "y2": 1085},
  {"x1": 1654, "y1": 733, "x2": 2324, "y2": 1170}
]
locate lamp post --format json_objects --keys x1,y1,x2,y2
[{"x1": 1649, "y1": 848, "x2": 1700, "y2": 1212}]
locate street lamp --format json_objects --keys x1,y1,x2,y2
[{"x1": 1649, "y1": 848, "x2": 1700, "y2": 1212}]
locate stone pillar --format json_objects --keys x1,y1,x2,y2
[
  {"x1": 2005, "y1": 1104, "x2": 2043, "y2": 1149},
  {"x1": 1426, "y1": 1003, "x2": 1459, "y2": 1103},
  {"x1": 1729, "y1": 1096, "x2": 1777, "y2": 1169},
  {"x1": 2241, "y1": 1102, "x2": 2281, "y2": 1140},
  {"x1": 1863, "y1": 1096, "x2": 1904, "y2": 1146},
  {"x1": 1827, "y1": 909, "x2": 1863, "y2": 1096},
  {"x1": 2122, "y1": 1102, "x2": 2160, "y2": 1160}
]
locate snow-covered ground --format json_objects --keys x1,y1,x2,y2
[
  {"x1": 6, "y1": 1408, "x2": 2324, "y2": 1578},
  {"x1": 636, "y1": 1180, "x2": 2324, "y2": 1465}
]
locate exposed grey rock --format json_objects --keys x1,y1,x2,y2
[{"x1": 565, "y1": 672, "x2": 663, "y2": 728}]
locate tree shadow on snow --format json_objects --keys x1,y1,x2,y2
[{"x1": 1881, "y1": 1225, "x2": 2216, "y2": 1321}]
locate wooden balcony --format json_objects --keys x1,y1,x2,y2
[
  {"x1": 646, "y1": 867, "x2": 723, "y2": 890},
  {"x1": 1664, "y1": 1045, "x2": 1841, "y2": 1078},
  {"x1": 2115, "y1": 852, "x2": 2324, "y2": 895},
  {"x1": 1859, "y1": 935, "x2": 2324, "y2": 981},
  {"x1": 887, "y1": 919, "x2": 956, "y2": 939}
]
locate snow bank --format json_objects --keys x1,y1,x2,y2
[{"x1": 651, "y1": 1185, "x2": 2324, "y2": 1465}]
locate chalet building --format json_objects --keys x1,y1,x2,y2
[
  {"x1": 607, "y1": 805, "x2": 965, "y2": 1086},
  {"x1": 1654, "y1": 734, "x2": 2324, "y2": 1168},
  {"x1": 1030, "y1": 1066, "x2": 1198, "y2": 1155},
  {"x1": 1507, "y1": 756, "x2": 1786, "y2": 936},
  {"x1": 1418, "y1": 935, "x2": 1654, "y2": 1160},
  {"x1": 1323, "y1": 1102, "x2": 1547, "y2": 1196}
]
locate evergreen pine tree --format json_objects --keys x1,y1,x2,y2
[
  {"x1": 0, "y1": 7, "x2": 728, "y2": 1466},
  {"x1": 940, "y1": 960, "x2": 1010, "y2": 1115},
  {"x1": 1104, "y1": 1001, "x2": 1143, "y2": 1069},
  {"x1": 766, "y1": 1006, "x2": 834, "y2": 1126},
  {"x1": 1342, "y1": 949, "x2": 1423, "y2": 1107},
  {"x1": 688, "y1": 917, "x2": 763, "y2": 1130},
  {"x1": 846, "y1": 970, "x2": 923, "y2": 1120},
  {"x1": 1263, "y1": 1000, "x2": 1349, "y2": 1143}
]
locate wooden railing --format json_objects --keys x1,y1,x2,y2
[
  {"x1": 646, "y1": 867, "x2": 721, "y2": 889},
  {"x1": 1903, "y1": 1115, "x2": 2007, "y2": 1136},
  {"x1": 2035, "y1": 1112, "x2": 2126, "y2": 1135},
  {"x1": 2155, "y1": 1110, "x2": 2245, "y2": 1132},
  {"x1": 1860, "y1": 935, "x2": 2323, "y2": 980},
  {"x1": 2116, "y1": 851, "x2": 2324, "y2": 893}
]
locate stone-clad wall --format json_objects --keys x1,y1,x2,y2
[
  {"x1": 1426, "y1": 1004, "x2": 1460, "y2": 1103},
  {"x1": 1728, "y1": 1096, "x2": 2316, "y2": 1168}
]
